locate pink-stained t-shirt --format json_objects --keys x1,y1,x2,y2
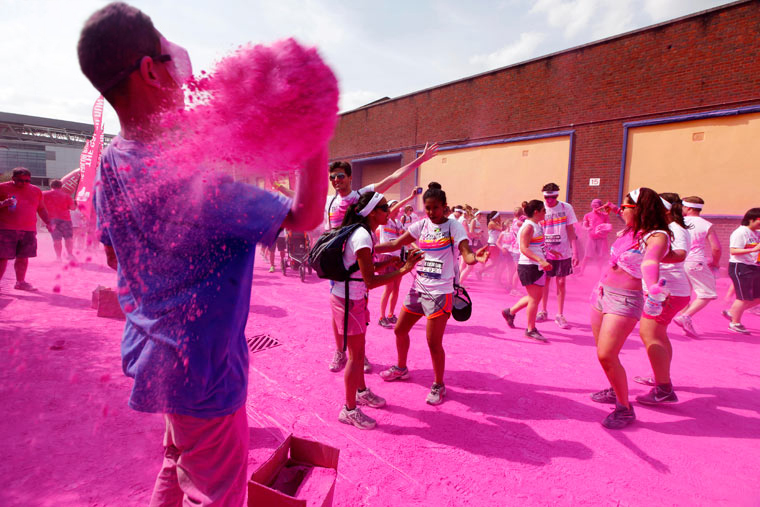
[
  {"x1": 43, "y1": 189, "x2": 75, "y2": 221},
  {"x1": 583, "y1": 208, "x2": 611, "y2": 239},
  {"x1": 0, "y1": 181, "x2": 44, "y2": 232}
]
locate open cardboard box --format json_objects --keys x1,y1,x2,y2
[
  {"x1": 92, "y1": 286, "x2": 125, "y2": 320},
  {"x1": 248, "y1": 434, "x2": 340, "y2": 507}
]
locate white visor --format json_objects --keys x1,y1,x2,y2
[
  {"x1": 359, "y1": 192, "x2": 384, "y2": 217},
  {"x1": 682, "y1": 201, "x2": 704, "y2": 209}
]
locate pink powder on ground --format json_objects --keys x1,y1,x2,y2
[{"x1": 157, "y1": 38, "x2": 339, "y2": 179}]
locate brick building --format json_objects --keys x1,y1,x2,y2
[{"x1": 328, "y1": 0, "x2": 760, "y2": 258}]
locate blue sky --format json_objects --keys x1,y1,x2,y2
[{"x1": 0, "y1": 0, "x2": 730, "y2": 132}]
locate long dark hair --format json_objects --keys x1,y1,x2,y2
[
  {"x1": 626, "y1": 187, "x2": 672, "y2": 240},
  {"x1": 423, "y1": 181, "x2": 447, "y2": 205},
  {"x1": 341, "y1": 192, "x2": 375, "y2": 228},
  {"x1": 660, "y1": 192, "x2": 690, "y2": 229}
]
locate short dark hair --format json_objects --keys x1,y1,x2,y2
[
  {"x1": 12, "y1": 167, "x2": 31, "y2": 178},
  {"x1": 329, "y1": 161, "x2": 352, "y2": 177},
  {"x1": 524, "y1": 199, "x2": 544, "y2": 218},
  {"x1": 50, "y1": 179, "x2": 63, "y2": 189},
  {"x1": 542, "y1": 182, "x2": 560, "y2": 193},
  {"x1": 77, "y1": 2, "x2": 161, "y2": 99},
  {"x1": 741, "y1": 208, "x2": 760, "y2": 226}
]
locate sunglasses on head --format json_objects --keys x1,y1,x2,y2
[{"x1": 329, "y1": 173, "x2": 347, "y2": 181}]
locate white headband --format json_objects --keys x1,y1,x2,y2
[
  {"x1": 682, "y1": 200, "x2": 704, "y2": 209},
  {"x1": 628, "y1": 188, "x2": 672, "y2": 210},
  {"x1": 453, "y1": 207, "x2": 464, "y2": 213},
  {"x1": 543, "y1": 191, "x2": 559, "y2": 197},
  {"x1": 359, "y1": 192, "x2": 384, "y2": 217}
]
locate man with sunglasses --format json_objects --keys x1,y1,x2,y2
[
  {"x1": 324, "y1": 144, "x2": 438, "y2": 372},
  {"x1": 77, "y1": 3, "x2": 327, "y2": 504},
  {"x1": 0, "y1": 167, "x2": 53, "y2": 291},
  {"x1": 538, "y1": 182, "x2": 579, "y2": 329}
]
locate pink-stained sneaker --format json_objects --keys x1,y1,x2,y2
[{"x1": 379, "y1": 365, "x2": 409, "y2": 382}]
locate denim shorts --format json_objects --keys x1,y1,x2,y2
[{"x1": 592, "y1": 284, "x2": 644, "y2": 319}]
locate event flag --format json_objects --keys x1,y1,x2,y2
[{"x1": 75, "y1": 95, "x2": 105, "y2": 219}]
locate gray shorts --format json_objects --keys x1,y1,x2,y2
[
  {"x1": 0, "y1": 229, "x2": 37, "y2": 259},
  {"x1": 403, "y1": 288, "x2": 453, "y2": 319},
  {"x1": 591, "y1": 284, "x2": 643, "y2": 319},
  {"x1": 50, "y1": 219, "x2": 73, "y2": 240}
]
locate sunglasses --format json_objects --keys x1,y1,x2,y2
[
  {"x1": 15, "y1": 178, "x2": 31, "y2": 183},
  {"x1": 621, "y1": 204, "x2": 636, "y2": 209},
  {"x1": 100, "y1": 54, "x2": 172, "y2": 94},
  {"x1": 329, "y1": 173, "x2": 347, "y2": 181},
  {"x1": 377, "y1": 203, "x2": 390, "y2": 212}
]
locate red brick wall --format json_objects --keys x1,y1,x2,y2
[{"x1": 329, "y1": 0, "x2": 760, "y2": 227}]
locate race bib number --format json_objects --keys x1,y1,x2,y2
[
  {"x1": 418, "y1": 259, "x2": 444, "y2": 279},
  {"x1": 545, "y1": 233, "x2": 562, "y2": 245}
]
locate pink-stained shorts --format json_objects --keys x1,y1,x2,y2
[
  {"x1": 330, "y1": 294, "x2": 370, "y2": 336},
  {"x1": 642, "y1": 295, "x2": 691, "y2": 325},
  {"x1": 149, "y1": 405, "x2": 249, "y2": 506}
]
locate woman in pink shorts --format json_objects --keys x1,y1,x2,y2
[
  {"x1": 589, "y1": 188, "x2": 670, "y2": 429},
  {"x1": 634, "y1": 192, "x2": 692, "y2": 405},
  {"x1": 332, "y1": 191, "x2": 423, "y2": 430}
]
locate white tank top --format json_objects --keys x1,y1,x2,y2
[
  {"x1": 684, "y1": 215, "x2": 712, "y2": 263},
  {"x1": 518, "y1": 220, "x2": 546, "y2": 266},
  {"x1": 658, "y1": 222, "x2": 691, "y2": 297},
  {"x1": 487, "y1": 227, "x2": 500, "y2": 245}
]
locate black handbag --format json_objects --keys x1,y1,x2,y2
[{"x1": 451, "y1": 284, "x2": 472, "y2": 322}]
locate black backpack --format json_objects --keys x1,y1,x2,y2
[
  {"x1": 308, "y1": 223, "x2": 369, "y2": 351},
  {"x1": 308, "y1": 223, "x2": 368, "y2": 281}
]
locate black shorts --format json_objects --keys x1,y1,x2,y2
[
  {"x1": 546, "y1": 258, "x2": 573, "y2": 278},
  {"x1": 518, "y1": 264, "x2": 546, "y2": 287},
  {"x1": 50, "y1": 219, "x2": 73, "y2": 240},
  {"x1": 728, "y1": 262, "x2": 760, "y2": 301},
  {"x1": 276, "y1": 236, "x2": 287, "y2": 251},
  {"x1": 0, "y1": 229, "x2": 37, "y2": 259}
]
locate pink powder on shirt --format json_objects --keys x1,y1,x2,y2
[
  {"x1": 583, "y1": 208, "x2": 610, "y2": 239},
  {"x1": 157, "y1": 38, "x2": 338, "y2": 179}
]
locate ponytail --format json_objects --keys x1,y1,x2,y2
[{"x1": 660, "y1": 192, "x2": 689, "y2": 229}]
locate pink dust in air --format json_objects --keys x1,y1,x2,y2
[{"x1": 157, "y1": 37, "x2": 339, "y2": 180}]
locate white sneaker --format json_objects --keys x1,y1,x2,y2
[
  {"x1": 554, "y1": 314, "x2": 569, "y2": 329},
  {"x1": 356, "y1": 387, "x2": 386, "y2": 408},
  {"x1": 426, "y1": 383, "x2": 447, "y2": 405},
  {"x1": 536, "y1": 311, "x2": 548, "y2": 323},
  {"x1": 673, "y1": 315, "x2": 699, "y2": 337},
  {"x1": 338, "y1": 406, "x2": 376, "y2": 429},
  {"x1": 328, "y1": 350, "x2": 346, "y2": 372},
  {"x1": 363, "y1": 356, "x2": 372, "y2": 373}
]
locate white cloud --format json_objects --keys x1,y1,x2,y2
[
  {"x1": 642, "y1": 0, "x2": 729, "y2": 23},
  {"x1": 530, "y1": 0, "x2": 636, "y2": 40},
  {"x1": 339, "y1": 90, "x2": 384, "y2": 112},
  {"x1": 469, "y1": 32, "x2": 546, "y2": 70}
]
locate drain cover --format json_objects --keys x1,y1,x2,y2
[{"x1": 247, "y1": 333, "x2": 281, "y2": 354}]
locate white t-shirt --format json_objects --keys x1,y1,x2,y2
[
  {"x1": 684, "y1": 215, "x2": 712, "y2": 263},
  {"x1": 518, "y1": 220, "x2": 546, "y2": 266},
  {"x1": 330, "y1": 226, "x2": 374, "y2": 300},
  {"x1": 378, "y1": 218, "x2": 403, "y2": 252},
  {"x1": 325, "y1": 184, "x2": 375, "y2": 230},
  {"x1": 542, "y1": 201, "x2": 577, "y2": 259},
  {"x1": 729, "y1": 225, "x2": 760, "y2": 265},
  {"x1": 658, "y1": 222, "x2": 692, "y2": 297},
  {"x1": 400, "y1": 212, "x2": 417, "y2": 230},
  {"x1": 407, "y1": 218, "x2": 468, "y2": 295}
]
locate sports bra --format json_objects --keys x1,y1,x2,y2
[{"x1": 610, "y1": 229, "x2": 669, "y2": 279}]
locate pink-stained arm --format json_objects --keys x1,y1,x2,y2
[
  {"x1": 641, "y1": 232, "x2": 669, "y2": 290},
  {"x1": 390, "y1": 187, "x2": 420, "y2": 215},
  {"x1": 36, "y1": 199, "x2": 51, "y2": 227},
  {"x1": 567, "y1": 223, "x2": 579, "y2": 266},
  {"x1": 282, "y1": 148, "x2": 328, "y2": 231},
  {"x1": 376, "y1": 231, "x2": 416, "y2": 254},
  {"x1": 706, "y1": 226, "x2": 722, "y2": 267},
  {"x1": 373, "y1": 142, "x2": 439, "y2": 194}
]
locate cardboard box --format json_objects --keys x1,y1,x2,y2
[
  {"x1": 248, "y1": 434, "x2": 339, "y2": 507},
  {"x1": 92, "y1": 286, "x2": 125, "y2": 320}
]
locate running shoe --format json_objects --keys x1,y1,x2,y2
[
  {"x1": 721, "y1": 309, "x2": 733, "y2": 321},
  {"x1": 536, "y1": 311, "x2": 548, "y2": 322},
  {"x1": 328, "y1": 350, "x2": 347, "y2": 372},
  {"x1": 364, "y1": 356, "x2": 373, "y2": 373},
  {"x1": 554, "y1": 314, "x2": 569, "y2": 329},
  {"x1": 729, "y1": 322, "x2": 751, "y2": 335},
  {"x1": 426, "y1": 383, "x2": 446, "y2": 405},
  {"x1": 14, "y1": 281, "x2": 36, "y2": 291},
  {"x1": 356, "y1": 387, "x2": 386, "y2": 408},
  {"x1": 633, "y1": 376, "x2": 655, "y2": 386},
  {"x1": 673, "y1": 315, "x2": 699, "y2": 338},
  {"x1": 602, "y1": 403, "x2": 636, "y2": 430},
  {"x1": 378, "y1": 317, "x2": 392, "y2": 329},
  {"x1": 501, "y1": 308, "x2": 516, "y2": 329},
  {"x1": 524, "y1": 328, "x2": 547, "y2": 342},
  {"x1": 379, "y1": 365, "x2": 410, "y2": 381},
  {"x1": 636, "y1": 386, "x2": 678, "y2": 405},
  {"x1": 338, "y1": 406, "x2": 376, "y2": 430},
  {"x1": 388, "y1": 315, "x2": 398, "y2": 324},
  {"x1": 590, "y1": 387, "x2": 617, "y2": 404},
  {"x1": 268, "y1": 266, "x2": 275, "y2": 273}
]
